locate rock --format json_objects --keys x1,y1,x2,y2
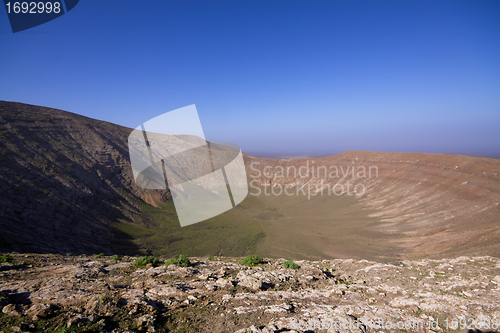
[
  {"x1": 137, "y1": 314, "x2": 156, "y2": 332},
  {"x1": 238, "y1": 277, "x2": 263, "y2": 290},
  {"x1": 234, "y1": 325, "x2": 261, "y2": 333},
  {"x1": 67, "y1": 314, "x2": 83, "y2": 327},
  {"x1": 121, "y1": 288, "x2": 147, "y2": 305},
  {"x1": 218, "y1": 267, "x2": 228, "y2": 277},
  {"x1": 2, "y1": 304, "x2": 21, "y2": 317},
  {"x1": 198, "y1": 274, "x2": 210, "y2": 280},
  {"x1": 236, "y1": 271, "x2": 247, "y2": 280},
  {"x1": 235, "y1": 326, "x2": 294, "y2": 333},
  {"x1": 88, "y1": 314, "x2": 99, "y2": 322},
  {"x1": 26, "y1": 303, "x2": 58, "y2": 319},
  {"x1": 389, "y1": 298, "x2": 420, "y2": 308},
  {"x1": 205, "y1": 283, "x2": 217, "y2": 291},
  {"x1": 145, "y1": 285, "x2": 179, "y2": 301},
  {"x1": 261, "y1": 326, "x2": 279, "y2": 333},
  {"x1": 216, "y1": 278, "x2": 233, "y2": 288}
]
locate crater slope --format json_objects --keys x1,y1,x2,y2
[
  {"x1": 1, "y1": 101, "x2": 499, "y2": 260},
  {"x1": 244, "y1": 151, "x2": 500, "y2": 259}
]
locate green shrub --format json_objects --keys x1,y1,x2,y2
[
  {"x1": 133, "y1": 256, "x2": 159, "y2": 268},
  {"x1": 164, "y1": 258, "x2": 175, "y2": 266},
  {"x1": 241, "y1": 255, "x2": 262, "y2": 267},
  {"x1": 112, "y1": 254, "x2": 120, "y2": 261},
  {"x1": 283, "y1": 260, "x2": 299, "y2": 269},
  {"x1": 94, "y1": 253, "x2": 104, "y2": 259},
  {"x1": 165, "y1": 254, "x2": 191, "y2": 267},
  {"x1": 0, "y1": 254, "x2": 14, "y2": 263},
  {"x1": 207, "y1": 255, "x2": 215, "y2": 261}
]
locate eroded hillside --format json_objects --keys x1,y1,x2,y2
[
  {"x1": 0, "y1": 101, "x2": 170, "y2": 254},
  {"x1": 244, "y1": 150, "x2": 500, "y2": 259}
]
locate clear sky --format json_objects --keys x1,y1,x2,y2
[{"x1": 1, "y1": 0, "x2": 499, "y2": 156}]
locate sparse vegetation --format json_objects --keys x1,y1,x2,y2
[
  {"x1": 165, "y1": 254, "x2": 191, "y2": 267},
  {"x1": 0, "y1": 254, "x2": 14, "y2": 263},
  {"x1": 335, "y1": 277, "x2": 350, "y2": 285},
  {"x1": 54, "y1": 327, "x2": 76, "y2": 333},
  {"x1": 92, "y1": 292, "x2": 113, "y2": 305},
  {"x1": 133, "y1": 256, "x2": 159, "y2": 268},
  {"x1": 94, "y1": 253, "x2": 104, "y2": 259},
  {"x1": 113, "y1": 199, "x2": 268, "y2": 259},
  {"x1": 241, "y1": 254, "x2": 262, "y2": 267},
  {"x1": 112, "y1": 254, "x2": 120, "y2": 261},
  {"x1": 283, "y1": 260, "x2": 299, "y2": 269},
  {"x1": 207, "y1": 255, "x2": 215, "y2": 261}
]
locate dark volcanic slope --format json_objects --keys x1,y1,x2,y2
[{"x1": 0, "y1": 101, "x2": 169, "y2": 254}]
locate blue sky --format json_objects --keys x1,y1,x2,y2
[{"x1": 1, "y1": 0, "x2": 499, "y2": 155}]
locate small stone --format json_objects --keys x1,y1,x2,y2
[
  {"x1": 26, "y1": 303, "x2": 58, "y2": 319},
  {"x1": 238, "y1": 277, "x2": 263, "y2": 290},
  {"x1": 205, "y1": 283, "x2": 217, "y2": 291},
  {"x1": 67, "y1": 315, "x2": 83, "y2": 327},
  {"x1": 215, "y1": 278, "x2": 232, "y2": 288},
  {"x1": 262, "y1": 326, "x2": 278, "y2": 333},
  {"x1": 88, "y1": 314, "x2": 99, "y2": 322},
  {"x1": 137, "y1": 314, "x2": 155, "y2": 328},
  {"x1": 2, "y1": 304, "x2": 20, "y2": 317}
]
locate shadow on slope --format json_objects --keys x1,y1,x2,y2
[{"x1": 0, "y1": 101, "x2": 168, "y2": 255}]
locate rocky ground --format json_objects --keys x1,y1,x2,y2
[{"x1": 1, "y1": 254, "x2": 500, "y2": 333}]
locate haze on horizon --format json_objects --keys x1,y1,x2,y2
[{"x1": 1, "y1": 0, "x2": 499, "y2": 156}]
